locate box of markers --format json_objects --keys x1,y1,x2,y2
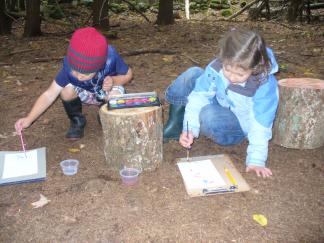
[{"x1": 107, "y1": 91, "x2": 161, "y2": 110}]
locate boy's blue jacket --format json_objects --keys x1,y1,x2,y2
[{"x1": 184, "y1": 48, "x2": 279, "y2": 168}]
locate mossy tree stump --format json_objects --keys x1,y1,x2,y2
[
  {"x1": 273, "y1": 78, "x2": 324, "y2": 149},
  {"x1": 99, "y1": 105, "x2": 163, "y2": 171}
]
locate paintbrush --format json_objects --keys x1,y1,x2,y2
[
  {"x1": 186, "y1": 121, "x2": 190, "y2": 161},
  {"x1": 19, "y1": 130, "x2": 27, "y2": 158}
]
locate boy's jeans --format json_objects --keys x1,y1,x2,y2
[{"x1": 165, "y1": 67, "x2": 245, "y2": 146}]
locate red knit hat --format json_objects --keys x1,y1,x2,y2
[{"x1": 67, "y1": 27, "x2": 108, "y2": 74}]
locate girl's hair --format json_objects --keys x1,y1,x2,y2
[{"x1": 218, "y1": 28, "x2": 271, "y2": 75}]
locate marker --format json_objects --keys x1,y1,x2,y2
[
  {"x1": 224, "y1": 167, "x2": 238, "y2": 188},
  {"x1": 19, "y1": 130, "x2": 27, "y2": 158},
  {"x1": 202, "y1": 188, "x2": 236, "y2": 195}
]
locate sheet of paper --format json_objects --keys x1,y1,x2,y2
[
  {"x1": 177, "y1": 159, "x2": 226, "y2": 189},
  {"x1": 2, "y1": 150, "x2": 38, "y2": 179}
]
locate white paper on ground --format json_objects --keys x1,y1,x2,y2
[
  {"x1": 177, "y1": 159, "x2": 226, "y2": 190},
  {"x1": 2, "y1": 150, "x2": 38, "y2": 179}
]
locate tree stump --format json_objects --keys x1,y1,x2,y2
[
  {"x1": 273, "y1": 78, "x2": 324, "y2": 149},
  {"x1": 99, "y1": 105, "x2": 163, "y2": 171}
]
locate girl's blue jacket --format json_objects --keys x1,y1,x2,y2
[{"x1": 184, "y1": 48, "x2": 279, "y2": 168}]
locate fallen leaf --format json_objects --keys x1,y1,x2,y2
[
  {"x1": 162, "y1": 56, "x2": 174, "y2": 63},
  {"x1": 253, "y1": 214, "x2": 268, "y2": 226},
  {"x1": 63, "y1": 215, "x2": 77, "y2": 223},
  {"x1": 0, "y1": 133, "x2": 8, "y2": 139},
  {"x1": 79, "y1": 144, "x2": 85, "y2": 149},
  {"x1": 68, "y1": 148, "x2": 80, "y2": 153},
  {"x1": 279, "y1": 63, "x2": 288, "y2": 71},
  {"x1": 31, "y1": 194, "x2": 50, "y2": 209}
]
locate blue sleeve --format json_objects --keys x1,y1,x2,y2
[
  {"x1": 109, "y1": 46, "x2": 129, "y2": 75},
  {"x1": 183, "y1": 68, "x2": 217, "y2": 137},
  {"x1": 246, "y1": 75, "x2": 279, "y2": 167},
  {"x1": 55, "y1": 64, "x2": 70, "y2": 87}
]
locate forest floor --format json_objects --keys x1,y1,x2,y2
[{"x1": 0, "y1": 9, "x2": 323, "y2": 243}]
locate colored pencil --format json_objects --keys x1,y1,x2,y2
[
  {"x1": 224, "y1": 167, "x2": 237, "y2": 187},
  {"x1": 186, "y1": 121, "x2": 190, "y2": 161}
]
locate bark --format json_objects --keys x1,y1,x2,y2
[
  {"x1": 19, "y1": 0, "x2": 25, "y2": 11},
  {"x1": 93, "y1": 0, "x2": 109, "y2": 30},
  {"x1": 273, "y1": 78, "x2": 324, "y2": 149},
  {"x1": 156, "y1": 0, "x2": 174, "y2": 25},
  {"x1": 24, "y1": 0, "x2": 41, "y2": 37},
  {"x1": 287, "y1": 0, "x2": 304, "y2": 22},
  {"x1": 0, "y1": 0, "x2": 13, "y2": 35},
  {"x1": 99, "y1": 105, "x2": 163, "y2": 171}
]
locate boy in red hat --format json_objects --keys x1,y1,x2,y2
[{"x1": 15, "y1": 27, "x2": 133, "y2": 140}]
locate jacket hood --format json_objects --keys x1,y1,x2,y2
[{"x1": 267, "y1": 48, "x2": 278, "y2": 75}]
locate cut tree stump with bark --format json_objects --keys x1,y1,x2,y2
[
  {"x1": 273, "y1": 78, "x2": 324, "y2": 149},
  {"x1": 99, "y1": 105, "x2": 163, "y2": 171}
]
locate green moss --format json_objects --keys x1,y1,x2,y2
[{"x1": 221, "y1": 9, "x2": 233, "y2": 17}]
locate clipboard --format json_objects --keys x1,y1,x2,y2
[
  {"x1": 0, "y1": 147, "x2": 46, "y2": 186},
  {"x1": 177, "y1": 154, "x2": 250, "y2": 197}
]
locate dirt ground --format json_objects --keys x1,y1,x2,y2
[{"x1": 0, "y1": 11, "x2": 323, "y2": 242}]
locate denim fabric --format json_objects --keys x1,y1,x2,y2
[
  {"x1": 165, "y1": 67, "x2": 245, "y2": 146},
  {"x1": 199, "y1": 101, "x2": 245, "y2": 145},
  {"x1": 165, "y1": 67, "x2": 204, "y2": 106}
]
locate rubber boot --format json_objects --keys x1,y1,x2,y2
[
  {"x1": 62, "y1": 97, "x2": 86, "y2": 140},
  {"x1": 163, "y1": 104, "x2": 185, "y2": 142}
]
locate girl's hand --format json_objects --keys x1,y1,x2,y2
[
  {"x1": 179, "y1": 131, "x2": 194, "y2": 149},
  {"x1": 102, "y1": 76, "x2": 114, "y2": 92},
  {"x1": 15, "y1": 118, "x2": 31, "y2": 135},
  {"x1": 246, "y1": 165, "x2": 272, "y2": 178}
]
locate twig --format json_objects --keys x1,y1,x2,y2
[
  {"x1": 121, "y1": 48, "x2": 177, "y2": 56},
  {"x1": 31, "y1": 57, "x2": 63, "y2": 63},
  {"x1": 269, "y1": 20, "x2": 303, "y2": 31},
  {"x1": 2, "y1": 49, "x2": 35, "y2": 57},
  {"x1": 0, "y1": 62, "x2": 13, "y2": 66},
  {"x1": 4, "y1": 11, "x2": 20, "y2": 23},
  {"x1": 300, "y1": 53, "x2": 323, "y2": 57},
  {"x1": 181, "y1": 54, "x2": 200, "y2": 65},
  {"x1": 226, "y1": 0, "x2": 260, "y2": 21},
  {"x1": 120, "y1": 0, "x2": 151, "y2": 23}
]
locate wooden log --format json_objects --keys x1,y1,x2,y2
[
  {"x1": 273, "y1": 78, "x2": 324, "y2": 149},
  {"x1": 99, "y1": 105, "x2": 163, "y2": 171}
]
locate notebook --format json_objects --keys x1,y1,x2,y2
[{"x1": 0, "y1": 147, "x2": 46, "y2": 186}]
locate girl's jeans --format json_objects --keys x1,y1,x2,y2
[{"x1": 165, "y1": 67, "x2": 245, "y2": 146}]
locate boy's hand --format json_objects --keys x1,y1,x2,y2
[
  {"x1": 15, "y1": 118, "x2": 31, "y2": 135},
  {"x1": 102, "y1": 76, "x2": 114, "y2": 92},
  {"x1": 246, "y1": 165, "x2": 272, "y2": 178},
  {"x1": 179, "y1": 131, "x2": 194, "y2": 149}
]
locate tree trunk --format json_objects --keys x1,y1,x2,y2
[
  {"x1": 19, "y1": 0, "x2": 25, "y2": 11},
  {"x1": 273, "y1": 78, "x2": 324, "y2": 149},
  {"x1": 156, "y1": 0, "x2": 174, "y2": 25},
  {"x1": 287, "y1": 0, "x2": 304, "y2": 22},
  {"x1": 9, "y1": 0, "x2": 18, "y2": 11},
  {"x1": 99, "y1": 105, "x2": 163, "y2": 172},
  {"x1": 93, "y1": 0, "x2": 109, "y2": 30},
  {"x1": 0, "y1": 0, "x2": 13, "y2": 35},
  {"x1": 24, "y1": 0, "x2": 41, "y2": 37}
]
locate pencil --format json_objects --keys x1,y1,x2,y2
[{"x1": 224, "y1": 167, "x2": 237, "y2": 187}]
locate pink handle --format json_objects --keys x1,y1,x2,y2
[{"x1": 19, "y1": 132, "x2": 26, "y2": 154}]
